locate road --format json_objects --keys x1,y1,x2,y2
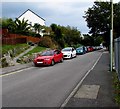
[{"x1": 2, "y1": 51, "x2": 102, "y2": 107}]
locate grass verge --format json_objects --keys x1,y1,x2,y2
[
  {"x1": 2, "y1": 44, "x2": 29, "y2": 55},
  {"x1": 113, "y1": 70, "x2": 120, "y2": 106},
  {"x1": 23, "y1": 46, "x2": 46, "y2": 56}
]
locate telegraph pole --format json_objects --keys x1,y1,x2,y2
[{"x1": 110, "y1": 0, "x2": 113, "y2": 72}]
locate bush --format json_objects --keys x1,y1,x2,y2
[
  {"x1": 113, "y1": 71, "x2": 120, "y2": 106},
  {"x1": 38, "y1": 36, "x2": 57, "y2": 49},
  {"x1": 1, "y1": 58, "x2": 8, "y2": 67},
  {"x1": 28, "y1": 41, "x2": 33, "y2": 45}
]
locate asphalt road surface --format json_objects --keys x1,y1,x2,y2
[{"x1": 2, "y1": 51, "x2": 102, "y2": 107}]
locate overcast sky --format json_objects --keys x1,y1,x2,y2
[{"x1": 1, "y1": 0, "x2": 120, "y2": 34}]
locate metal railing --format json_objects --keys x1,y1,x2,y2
[{"x1": 114, "y1": 37, "x2": 120, "y2": 80}]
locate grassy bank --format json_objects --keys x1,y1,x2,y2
[
  {"x1": 2, "y1": 44, "x2": 29, "y2": 55},
  {"x1": 23, "y1": 46, "x2": 47, "y2": 56},
  {"x1": 113, "y1": 71, "x2": 120, "y2": 106}
]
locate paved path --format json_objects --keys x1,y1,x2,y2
[
  {"x1": 64, "y1": 51, "x2": 119, "y2": 108},
  {"x1": 13, "y1": 45, "x2": 37, "y2": 64}
]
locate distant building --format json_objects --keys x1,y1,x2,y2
[
  {"x1": 18, "y1": 9, "x2": 45, "y2": 36},
  {"x1": 18, "y1": 9, "x2": 45, "y2": 26}
]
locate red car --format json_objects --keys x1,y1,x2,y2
[{"x1": 33, "y1": 50, "x2": 63, "y2": 66}]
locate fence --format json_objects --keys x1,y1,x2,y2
[
  {"x1": 2, "y1": 33, "x2": 41, "y2": 45},
  {"x1": 2, "y1": 37, "x2": 27, "y2": 45},
  {"x1": 114, "y1": 37, "x2": 120, "y2": 80}
]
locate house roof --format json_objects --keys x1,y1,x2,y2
[{"x1": 18, "y1": 9, "x2": 45, "y2": 21}]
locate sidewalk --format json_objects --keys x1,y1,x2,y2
[
  {"x1": 0, "y1": 62, "x2": 33, "y2": 75},
  {"x1": 64, "y1": 52, "x2": 119, "y2": 108}
]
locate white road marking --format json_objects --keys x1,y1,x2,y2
[{"x1": 0, "y1": 67, "x2": 34, "y2": 77}]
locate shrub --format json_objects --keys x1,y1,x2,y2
[
  {"x1": 1, "y1": 58, "x2": 8, "y2": 67},
  {"x1": 38, "y1": 36, "x2": 57, "y2": 49}
]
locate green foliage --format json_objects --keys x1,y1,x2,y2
[
  {"x1": 2, "y1": 44, "x2": 29, "y2": 56},
  {"x1": 72, "y1": 44, "x2": 83, "y2": 49},
  {"x1": 2, "y1": 17, "x2": 83, "y2": 49},
  {"x1": 113, "y1": 71, "x2": 120, "y2": 106},
  {"x1": 38, "y1": 36, "x2": 57, "y2": 49},
  {"x1": 81, "y1": 34, "x2": 103, "y2": 46},
  {"x1": 2, "y1": 18, "x2": 14, "y2": 29},
  {"x1": 63, "y1": 26, "x2": 82, "y2": 46},
  {"x1": 114, "y1": 2, "x2": 120, "y2": 38},
  {"x1": 24, "y1": 46, "x2": 46, "y2": 56},
  {"x1": 13, "y1": 18, "x2": 31, "y2": 35},
  {"x1": 2, "y1": 18, "x2": 38, "y2": 36},
  {"x1": 50, "y1": 24, "x2": 82, "y2": 48},
  {"x1": 1, "y1": 58, "x2": 8, "y2": 67},
  {"x1": 84, "y1": 2, "x2": 120, "y2": 47}
]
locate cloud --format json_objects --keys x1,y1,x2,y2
[
  {"x1": 2, "y1": 0, "x2": 120, "y2": 3},
  {"x1": 2, "y1": 0, "x2": 119, "y2": 34},
  {"x1": 1, "y1": 1, "x2": 94, "y2": 34}
]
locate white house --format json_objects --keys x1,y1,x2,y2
[
  {"x1": 18, "y1": 9, "x2": 45, "y2": 26},
  {"x1": 18, "y1": 9, "x2": 45, "y2": 36}
]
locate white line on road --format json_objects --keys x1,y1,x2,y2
[
  {"x1": 60, "y1": 52, "x2": 103, "y2": 108},
  {"x1": 0, "y1": 67, "x2": 34, "y2": 77}
]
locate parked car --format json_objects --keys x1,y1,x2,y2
[
  {"x1": 33, "y1": 50, "x2": 63, "y2": 66},
  {"x1": 76, "y1": 46, "x2": 86, "y2": 55},
  {"x1": 86, "y1": 46, "x2": 93, "y2": 52},
  {"x1": 61, "y1": 47, "x2": 76, "y2": 59}
]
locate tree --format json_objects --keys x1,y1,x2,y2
[
  {"x1": 2, "y1": 18, "x2": 15, "y2": 31},
  {"x1": 113, "y1": 2, "x2": 120, "y2": 37},
  {"x1": 63, "y1": 26, "x2": 81, "y2": 46},
  {"x1": 50, "y1": 24, "x2": 82, "y2": 48},
  {"x1": 50, "y1": 24, "x2": 64, "y2": 48},
  {"x1": 2, "y1": 18, "x2": 31, "y2": 35},
  {"x1": 33, "y1": 23, "x2": 42, "y2": 34},
  {"x1": 84, "y1": 2, "x2": 120, "y2": 47},
  {"x1": 14, "y1": 18, "x2": 31, "y2": 35}
]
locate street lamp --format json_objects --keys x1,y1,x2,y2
[{"x1": 110, "y1": 0, "x2": 113, "y2": 72}]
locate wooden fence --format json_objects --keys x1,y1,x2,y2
[
  {"x1": 2, "y1": 37, "x2": 27, "y2": 45},
  {"x1": 2, "y1": 33, "x2": 41, "y2": 45}
]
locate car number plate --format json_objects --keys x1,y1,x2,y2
[{"x1": 37, "y1": 62, "x2": 43, "y2": 64}]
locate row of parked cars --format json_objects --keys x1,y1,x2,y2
[{"x1": 33, "y1": 46, "x2": 103, "y2": 67}]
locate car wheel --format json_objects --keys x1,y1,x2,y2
[
  {"x1": 75, "y1": 54, "x2": 77, "y2": 57},
  {"x1": 60, "y1": 57, "x2": 63, "y2": 63},
  {"x1": 70, "y1": 54, "x2": 72, "y2": 59},
  {"x1": 34, "y1": 64, "x2": 38, "y2": 67},
  {"x1": 51, "y1": 60, "x2": 55, "y2": 66}
]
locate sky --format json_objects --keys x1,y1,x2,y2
[{"x1": 1, "y1": 0, "x2": 120, "y2": 34}]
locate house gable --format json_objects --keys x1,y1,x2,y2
[{"x1": 18, "y1": 9, "x2": 45, "y2": 26}]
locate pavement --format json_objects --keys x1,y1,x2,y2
[
  {"x1": 0, "y1": 62, "x2": 33, "y2": 75},
  {"x1": 0, "y1": 50, "x2": 120, "y2": 108},
  {"x1": 63, "y1": 51, "x2": 119, "y2": 109}
]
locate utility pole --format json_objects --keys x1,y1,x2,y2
[{"x1": 110, "y1": 0, "x2": 113, "y2": 72}]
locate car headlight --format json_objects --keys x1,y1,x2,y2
[{"x1": 80, "y1": 50, "x2": 83, "y2": 52}]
